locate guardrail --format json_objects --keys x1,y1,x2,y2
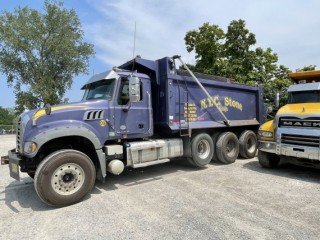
[{"x1": 0, "y1": 125, "x2": 16, "y2": 135}]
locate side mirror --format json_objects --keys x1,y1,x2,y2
[
  {"x1": 266, "y1": 106, "x2": 273, "y2": 114},
  {"x1": 128, "y1": 76, "x2": 141, "y2": 102}
]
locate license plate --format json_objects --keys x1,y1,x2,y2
[
  {"x1": 9, "y1": 162, "x2": 20, "y2": 180},
  {"x1": 11, "y1": 163, "x2": 18, "y2": 173}
]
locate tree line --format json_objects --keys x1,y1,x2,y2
[
  {"x1": 0, "y1": 1, "x2": 316, "y2": 120},
  {"x1": 184, "y1": 20, "x2": 316, "y2": 107}
]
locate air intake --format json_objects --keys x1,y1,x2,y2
[{"x1": 83, "y1": 110, "x2": 104, "y2": 120}]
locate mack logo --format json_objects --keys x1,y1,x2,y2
[{"x1": 281, "y1": 121, "x2": 320, "y2": 128}]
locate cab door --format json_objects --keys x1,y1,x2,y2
[{"x1": 113, "y1": 76, "x2": 153, "y2": 139}]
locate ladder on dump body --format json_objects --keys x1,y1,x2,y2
[
  {"x1": 176, "y1": 77, "x2": 191, "y2": 137},
  {"x1": 173, "y1": 55, "x2": 230, "y2": 127}
]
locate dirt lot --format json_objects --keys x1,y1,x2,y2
[{"x1": 1, "y1": 134, "x2": 320, "y2": 240}]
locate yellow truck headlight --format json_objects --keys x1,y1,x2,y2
[{"x1": 24, "y1": 142, "x2": 37, "y2": 154}]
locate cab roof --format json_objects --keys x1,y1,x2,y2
[
  {"x1": 81, "y1": 69, "x2": 148, "y2": 89},
  {"x1": 289, "y1": 70, "x2": 320, "y2": 83}
]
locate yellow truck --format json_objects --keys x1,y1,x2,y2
[{"x1": 258, "y1": 70, "x2": 320, "y2": 168}]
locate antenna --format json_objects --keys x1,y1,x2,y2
[{"x1": 132, "y1": 21, "x2": 136, "y2": 73}]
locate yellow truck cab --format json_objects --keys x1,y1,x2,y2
[{"x1": 258, "y1": 70, "x2": 320, "y2": 168}]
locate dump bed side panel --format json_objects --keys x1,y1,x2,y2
[{"x1": 164, "y1": 75, "x2": 263, "y2": 131}]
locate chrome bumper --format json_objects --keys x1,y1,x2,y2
[
  {"x1": 259, "y1": 141, "x2": 320, "y2": 161},
  {"x1": 259, "y1": 141, "x2": 276, "y2": 153}
]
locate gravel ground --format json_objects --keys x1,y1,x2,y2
[{"x1": 1, "y1": 134, "x2": 320, "y2": 240}]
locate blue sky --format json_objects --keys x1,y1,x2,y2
[{"x1": 1, "y1": 0, "x2": 320, "y2": 108}]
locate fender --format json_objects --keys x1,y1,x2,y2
[
  {"x1": 26, "y1": 123, "x2": 103, "y2": 158},
  {"x1": 26, "y1": 123, "x2": 108, "y2": 180}
]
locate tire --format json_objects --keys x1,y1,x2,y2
[
  {"x1": 190, "y1": 133, "x2": 214, "y2": 167},
  {"x1": 34, "y1": 150, "x2": 96, "y2": 207},
  {"x1": 258, "y1": 150, "x2": 280, "y2": 168},
  {"x1": 239, "y1": 130, "x2": 258, "y2": 159},
  {"x1": 216, "y1": 132, "x2": 239, "y2": 164},
  {"x1": 211, "y1": 132, "x2": 221, "y2": 162}
]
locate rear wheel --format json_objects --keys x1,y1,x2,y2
[
  {"x1": 34, "y1": 149, "x2": 96, "y2": 207},
  {"x1": 189, "y1": 133, "x2": 214, "y2": 167},
  {"x1": 258, "y1": 150, "x2": 280, "y2": 168},
  {"x1": 216, "y1": 132, "x2": 239, "y2": 164},
  {"x1": 239, "y1": 130, "x2": 258, "y2": 159},
  {"x1": 211, "y1": 132, "x2": 221, "y2": 162}
]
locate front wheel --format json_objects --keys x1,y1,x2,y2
[
  {"x1": 239, "y1": 130, "x2": 258, "y2": 159},
  {"x1": 258, "y1": 150, "x2": 280, "y2": 168},
  {"x1": 34, "y1": 150, "x2": 96, "y2": 207}
]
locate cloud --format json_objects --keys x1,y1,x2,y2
[{"x1": 85, "y1": 0, "x2": 320, "y2": 70}]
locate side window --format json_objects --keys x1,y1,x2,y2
[
  {"x1": 118, "y1": 79, "x2": 129, "y2": 105},
  {"x1": 118, "y1": 78, "x2": 144, "y2": 105}
]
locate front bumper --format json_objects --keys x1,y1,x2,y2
[
  {"x1": 1, "y1": 149, "x2": 22, "y2": 180},
  {"x1": 259, "y1": 140, "x2": 320, "y2": 161},
  {"x1": 259, "y1": 141, "x2": 276, "y2": 153}
]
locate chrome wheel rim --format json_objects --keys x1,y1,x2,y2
[
  {"x1": 247, "y1": 136, "x2": 256, "y2": 154},
  {"x1": 51, "y1": 163, "x2": 85, "y2": 195},
  {"x1": 197, "y1": 139, "x2": 210, "y2": 159}
]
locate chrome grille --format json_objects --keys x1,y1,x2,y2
[
  {"x1": 281, "y1": 133, "x2": 320, "y2": 147},
  {"x1": 16, "y1": 116, "x2": 22, "y2": 152},
  {"x1": 279, "y1": 117, "x2": 320, "y2": 128}
]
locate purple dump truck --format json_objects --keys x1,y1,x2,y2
[{"x1": 1, "y1": 56, "x2": 266, "y2": 206}]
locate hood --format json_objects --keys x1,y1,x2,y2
[
  {"x1": 29, "y1": 100, "x2": 108, "y2": 122},
  {"x1": 277, "y1": 103, "x2": 320, "y2": 116}
]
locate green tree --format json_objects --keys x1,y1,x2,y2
[
  {"x1": 296, "y1": 65, "x2": 316, "y2": 72},
  {"x1": 184, "y1": 22, "x2": 225, "y2": 75},
  {"x1": 0, "y1": 0, "x2": 95, "y2": 113},
  {"x1": 184, "y1": 20, "x2": 294, "y2": 108},
  {"x1": 0, "y1": 107, "x2": 16, "y2": 125},
  {"x1": 224, "y1": 19, "x2": 256, "y2": 83},
  {"x1": 184, "y1": 20, "x2": 285, "y2": 85}
]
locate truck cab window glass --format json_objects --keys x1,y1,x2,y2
[
  {"x1": 118, "y1": 78, "x2": 143, "y2": 105},
  {"x1": 82, "y1": 79, "x2": 115, "y2": 101},
  {"x1": 118, "y1": 79, "x2": 130, "y2": 105},
  {"x1": 288, "y1": 91, "x2": 320, "y2": 103}
]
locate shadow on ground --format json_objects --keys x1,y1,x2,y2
[
  {"x1": 243, "y1": 159, "x2": 320, "y2": 184},
  {"x1": 93, "y1": 158, "x2": 201, "y2": 192},
  {"x1": 1, "y1": 158, "x2": 202, "y2": 211}
]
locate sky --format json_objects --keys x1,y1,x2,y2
[{"x1": 0, "y1": 0, "x2": 320, "y2": 108}]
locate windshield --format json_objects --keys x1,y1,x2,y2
[
  {"x1": 82, "y1": 79, "x2": 115, "y2": 101},
  {"x1": 288, "y1": 91, "x2": 320, "y2": 103}
]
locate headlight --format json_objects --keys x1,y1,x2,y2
[
  {"x1": 258, "y1": 130, "x2": 273, "y2": 138},
  {"x1": 24, "y1": 142, "x2": 37, "y2": 154}
]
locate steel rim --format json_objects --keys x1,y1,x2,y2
[
  {"x1": 51, "y1": 163, "x2": 85, "y2": 196},
  {"x1": 247, "y1": 136, "x2": 256, "y2": 154},
  {"x1": 226, "y1": 139, "x2": 236, "y2": 157},
  {"x1": 197, "y1": 139, "x2": 210, "y2": 159}
]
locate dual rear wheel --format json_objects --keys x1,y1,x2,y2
[
  {"x1": 214, "y1": 130, "x2": 257, "y2": 164},
  {"x1": 188, "y1": 130, "x2": 258, "y2": 167}
]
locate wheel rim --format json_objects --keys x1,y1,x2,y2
[
  {"x1": 51, "y1": 163, "x2": 85, "y2": 196},
  {"x1": 226, "y1": 139, "x2": 236, "y2": 157},
  {"x1": 197, "y1": 139, "x2": 210, "y2": 159},
  {"x1": 246, "y1": 136, "x2": 256, "y2": 154}
]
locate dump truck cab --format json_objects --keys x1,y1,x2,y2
[{"x1": 258, "y1": 70, "x2": 320, "y2": 168}]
